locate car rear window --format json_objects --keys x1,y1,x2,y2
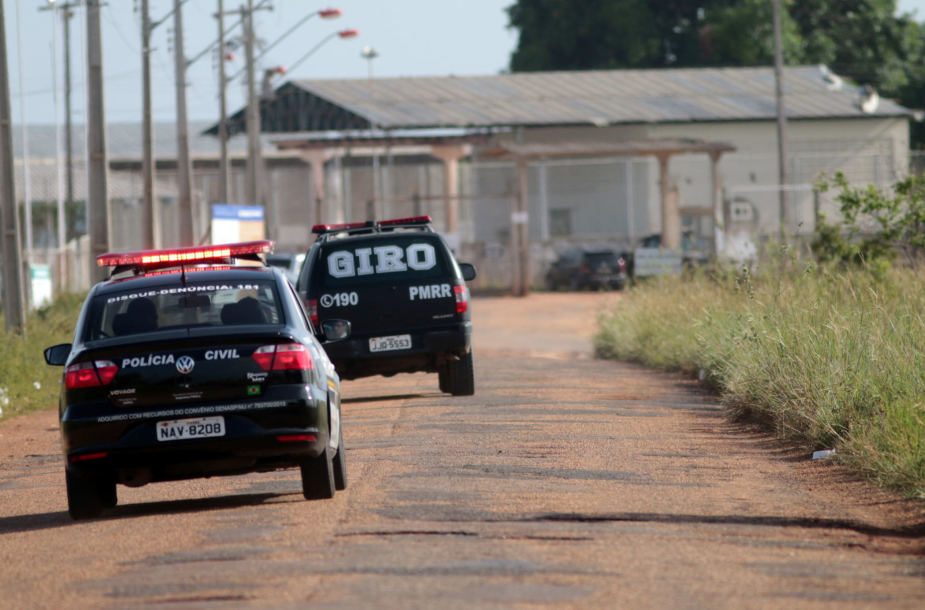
[
  {"x1": 316, "y1": 236, "x2": 451, "y2": 287},
  {"x1": 584, "y1": 252, "x2": 619, "y2": 266},
  {"x1": 85, "y1": 279, "x2": 283, "y2": 340}
]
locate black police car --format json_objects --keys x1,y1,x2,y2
[
  {"x1": 295, "y1": 216, "x2": 477, "y2": 395},
  {"x1": 43, "y1": 241, "x2": 350, "y2": 519}
]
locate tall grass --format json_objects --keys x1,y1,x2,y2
[
  {"x1": 595, "y1": 268, "x2": 925, "y2": 498},
  {"x1": 0, "y1": 294, "x2": 84, "y2": 419}
]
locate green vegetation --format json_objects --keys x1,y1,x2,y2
[
  {"x1": 595, "y1": 267, "x2": 925, "y2": 497},
  {"x1": 597, "y1": 173, "x2": 925, "y2": 496},
  {"x1": 0, "y1": 294, "x2": 83, "y2": 419}
]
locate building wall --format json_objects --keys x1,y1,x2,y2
[{"x1": 15, "y1": 115, "x2": 909, "y2": 292}]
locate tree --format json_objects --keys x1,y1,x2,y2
[{"x1": 507, "y1": 0, "x2": 803, "y2": 71}]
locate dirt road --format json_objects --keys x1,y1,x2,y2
[{"x1": 1, "y1": 292, "x2": 924, "y2": 609}]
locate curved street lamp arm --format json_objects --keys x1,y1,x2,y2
[
  {"x1": 285, "y1": 31, "x2": 341, "y2": 76},
  {"x1": 186, "y1": 0, "x2": 272, "y2": 68}
]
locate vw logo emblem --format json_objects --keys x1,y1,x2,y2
[{"x1": 175, "y1": 355, "x2": 195, "y2": 375}]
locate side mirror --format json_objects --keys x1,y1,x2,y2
[
  {"x1": 321, "y1": 319, "x2": 351, "y2": 342},
  {"x1": 44, "y1": 343, "x2": 72, "y2": 366},
  {"x1": 458, "y1": 262, "x2": 477, "y2": 282}
]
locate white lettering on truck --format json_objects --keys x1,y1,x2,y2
[
  {"x1": 409, "y1": 284, "x2": 452, "y2": 301},
  {"x1": 326, "y1": 243, "x2": 438, "y2": 278}
]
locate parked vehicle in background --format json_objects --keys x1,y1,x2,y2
[
  {"x1": 545, "y1": 247, "x2": 627, "y2": 291},
  {"x1": 296, "y1": 216, "x2": 478, "y2": 396},
  {"x1": 266, "y1": 252, "x2": 306, "y2": 284}
]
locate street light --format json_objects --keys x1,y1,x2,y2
[{"x1": 361, "y1": 45, "x2": 378, "y2": 79}]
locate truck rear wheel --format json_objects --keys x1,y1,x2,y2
[{"x1": 446, "y1": 352, "x2": 475, "y2": 396}]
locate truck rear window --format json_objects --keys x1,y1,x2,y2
[
  {"x1": 316, "y1": 236, "x2": 451, "y2": 287},
  {"x1": 85, "y1": 279, "x2": 283, "y2": 340}
]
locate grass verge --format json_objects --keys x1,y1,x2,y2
[
  {"x1": 0, "y1": 294, "x2": 84, "y2": 420},
  {"x1": 595, "y1": 267, "x2": 925, "y2": 498}
]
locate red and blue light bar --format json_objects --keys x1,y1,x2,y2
[
  {"x1": 97, "y1": 241, "x2": 274, "y2": 268},
  {"x1": 311, "y1": 215, "x2": 433, "y2": 235}
]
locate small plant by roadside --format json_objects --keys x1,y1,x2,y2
[
  {"x1": 0, "y1": 294, "x2": 84, "y2": 419},
  {"x1": 812, "y1": 172, "x2": 925, "y2": 268}
]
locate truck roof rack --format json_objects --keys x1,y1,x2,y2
[{"x1": 312, "y1": 216, "x2": 434, "y2": 240}]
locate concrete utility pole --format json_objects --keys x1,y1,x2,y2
[
  {"x1": 243, "y1": 0, "x2": 264, "y2": 211},
  {"x1": 39, "y1": 1, "x2": 78, "y2": 277},
  {"x1": 173, "y1": 0, "x2": 194, "y2": 244},
  {"x1": 0, "y1": 1, "x2": 26, "y2": 330},
  {"x1": 217, "y1": 0, "x2": 231, "y2": 203},
  {"x1": 86, "y1": 0, "x2": 110, "y2": 283},
  {"x1": 771, "y1": 0, "x2": 789, "y2": 242},
  {"x1": 141, "y1": 0, "x2": 159, "y2": 248}
]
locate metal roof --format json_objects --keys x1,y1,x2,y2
[{"x1": 210, "y1": 65, "x2": 911, "y2": 136}]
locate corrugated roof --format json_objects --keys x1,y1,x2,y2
[
  {"x1": 12, "y1": 121, "x2": 253, "y2": 160},
  {"x1": 279, "y1": 66, "x2": 909, "y2": 130}
]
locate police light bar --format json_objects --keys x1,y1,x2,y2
[
  {"x1": 96, "y1": 240, "x2": 274, "y2": 268},
  {"x1": 311, "y1": 221, "x2": 374, "y2": 235},
  {"x1": 378, "y1": 215, "x2": 432, "y2": 227}
]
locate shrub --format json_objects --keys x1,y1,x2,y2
[{"x1": 0, "y1": 294, "x2": 83, "y2": 419}]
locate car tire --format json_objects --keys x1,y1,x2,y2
[
  {"x1": 100, "y1": 477, "x2": 118, "y2": 508},
  {"x1": 66, "y1": 468, "x2": 113, "y2": 520},
  {"x1": 333, "y1": 436, "x2": 348, "y2": 491},
  {"x1": 300, "y1": 448, "x2": 335, "y2": 500},
  {"x1": 438, "y1": 367, "x2": 450, "y2": 393},
  {"x1": 447, "y1": 351, "x2": 475, "y2": 396}
]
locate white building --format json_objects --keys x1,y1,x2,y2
[{"x1": 225, "y1": 65, "x2": 910, "y2": 277}]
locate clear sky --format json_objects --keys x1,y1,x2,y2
[
  {"x1": 5, "y1": 1, "x2": 925, "y2": 127},
  {"x1": 6, "y1": 0, "x2": 518, "y2": 124}
]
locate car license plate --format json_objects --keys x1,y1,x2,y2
[
  {"x1": 369, "y1": 334, "x2": 412, "y2": 352},
  {"x1": 156, "y1": 416, "x2": 225, "y2": 442}
]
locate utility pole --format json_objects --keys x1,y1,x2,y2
[
  {"x1": 173, "y1": 0, "x2": 194, "y2": 244},
  {"x1": 86, "y1": 0, "x2": 110, "y2": 283},
  {"x1": 39, "y1": 1, "x2": 78, "y2": 285},
  {"x1": 771, "y1": 0, "x2": 789, "y2": 243},
  {"x1": 0, "y1": 1, "x2": 26, "y2": 330},
  {"x1": 141, "y1": 0, "x2": 158, "y2": 248},
  {"x1": 217, "y1": 0, "x2": 231, "y2": 203},
  {"x1": 243, "y1": 0, "x2": 263, "y2": 211}
]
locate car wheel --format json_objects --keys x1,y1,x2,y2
[
  {"x1": 66, "y1": 468, "x2": 113, "y2": 520},
  {"x1": 333, "y1": 435, "x2": 347, "y2": 491},
  {"x1": 100, "y1": 477, "x2": 118, "y2": 508},
  {"x1": 438, "y1": 366, "x2": 450, "y2": 393},
  {"x1": 300, "y1": 448, "x2": 335, "y2": 500},
  {"x1": 447, "y1": 351, "x2": 475, "y2": 396}
]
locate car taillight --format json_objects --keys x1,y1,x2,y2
[
  {"x1": 65, "y1": 360, "x2": 119, "y2": 389},
  {"x1": 251, "y1": 343, "x2": 313, "y2": 372},
  {"x1": 580, "y1": 263, "x2": 590, "y2": 273},
  {"x1": 307, "y1": 299, "x2": 319, "y2": 326},
  {"x1": 618, "y1": 257, "x2": 627, "y2": 271},
  {"x1": 453, "y1": 284, "x2": 469, "y2": 315}
]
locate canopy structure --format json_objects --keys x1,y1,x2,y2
[{"x1": 479, "y1": 139, "x2": 736, "y2": 295}]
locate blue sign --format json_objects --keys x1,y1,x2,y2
[{"x1": 211, "y1": 204, "x2": 265, "y2": 221}]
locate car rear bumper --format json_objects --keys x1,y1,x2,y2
[
  {"x1": 61, "y1": 387, "x2": 330, "y2": 483},
  {"x1": 324, "y1": 322, "x2": 471, "y2": 379}
]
